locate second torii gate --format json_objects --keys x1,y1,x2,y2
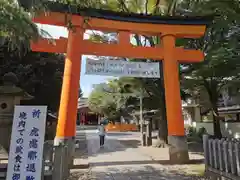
[{"x1": 31, "y1": 2, "x2": 209, "y2": 163}]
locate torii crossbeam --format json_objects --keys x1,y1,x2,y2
[{"x1": 31, "y1": 2, "x2": 210, "y2": 163}]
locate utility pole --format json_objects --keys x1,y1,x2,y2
[
  {"x1": 139, "y1": 88, "x2": 146, "y2": 146},
  {"x1": 140, "y1": 88, "x2": 143, "y2": 128}
]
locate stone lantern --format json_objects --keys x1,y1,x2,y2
[{"x1": 0, "y1": 72, "x2": 33, "y2": 152}]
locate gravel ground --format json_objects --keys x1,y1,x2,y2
[
  {"x1": 69, "y1": 129, "x2": 229, "y2": 180},
  {"x1": 68, "y1": 167, "x2": 225, "y2": 180}
]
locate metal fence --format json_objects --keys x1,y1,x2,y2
[{"x1": 203, "y1": 135, "x2": 240, "y2": 180}]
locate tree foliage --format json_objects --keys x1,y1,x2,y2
[
  {"x1": 86, "y1": 0, "x2": 240, "y2": 139},
  {"x1": 86, "y1": 0, "x2": 192, "y2": 144},
  {"x1": 0, "y1": 0, "x2": 41, "y2": 49},
  {"x1": 78, "y1": 88, "x2": 83, "y2": 98},
  {"x1": 0, "y1": 42, "x2": 65, "y2": 112},
  {"x1": 180, "y1": 0, "x2": 240, "y2": 138},
  {"x1": 8, "y1": 0, "x2": 240, "y2": 139},
  {"x1": 88, "y1": 77, "x2": 144, "y2": 121},
  {"x1": 88, "y1": 82, "x2": 122, "y2": 121}
]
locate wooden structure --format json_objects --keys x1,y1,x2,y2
[
  {"x1": 31, "y1": 2, "x2": 210, "y2": 163},
  {"x1": 203, "y1": 135, "x2": 240, "y2": 179}
]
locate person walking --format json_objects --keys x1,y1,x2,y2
[{"x1": 97, "y1": 123, "x2": 106, "y2": 147}]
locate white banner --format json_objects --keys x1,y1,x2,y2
[
  {"x1": 7, "y1": 106, "x2": 47, "y2": 180},
  {"x1": 85, "y1": 59, "x2": 160, "y2": 78}
]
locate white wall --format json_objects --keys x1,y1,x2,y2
[{"x1": 194, "y1": 122, "x2": 240, "y2": 138}]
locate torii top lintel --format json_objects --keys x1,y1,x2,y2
[
  {"x1": 32, "y1": 2, "x2": 211, "y2": 61},
  {"x1": 33, "y1": 2, "x2": 211, "y2": 38}
]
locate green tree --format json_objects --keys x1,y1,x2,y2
[
  {"x1": 0, "y1": 42, "x2": 65, "y2": 112},
  {"x1": 180, "y1": 0, "x2": 240, "y2": 138},
  {"x1": 88, "y1": 78, "x2": 144, "y2": 122},
  {"x1": 86, "y1": 0, "x2": 240, "y2": 140},
  {"x1": 78, "y1": 88, "x2": 83, "y2": 98},
  {"x1": 0, "y1": 0, "x2": 40, "y2": 49},
  {"x1": 86, "y1": 0, "x2": 193, "y2": 145},
  {"x1": 88, "y1": 83, "x2": 123, "y2": 122},
  {"x1": 17, "y1": 0, "x2": 102, "y2": 10},
  {"x1": 18, "y1": 0, "x2": 240, "y2": 140}
]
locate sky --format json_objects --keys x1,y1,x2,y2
[{"x1": 38, "y1": 24, "x2": 114, "y2": 97}]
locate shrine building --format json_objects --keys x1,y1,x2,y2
[{"x1": 77, "y1": 97, "x2": 102, "y2": 125}]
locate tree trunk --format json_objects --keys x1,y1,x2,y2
[
  {"x1": 155, "y1": 111, "x2": 168, "y2": 147},
  {"x1": 146, "y1": 120, "x2": 153, "y2": 146},
  {"x1": 154, "y1": 61, "x2": 168, "y2": 148},
  {"x1": 212, "y1": 106, "x2": 222, "y2": 138},
  {"x1": 141, "y1": 124, "x2": 146, "y2": 146},
  {"x1": 203, "y1": 80, "x2": 222, "y2": 139}
]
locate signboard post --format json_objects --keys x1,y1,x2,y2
[
  {"x1": 85, "y1": 58, "x2": 160, "y2": 78},
  {"x1": 6, "y1": 106, "x2": 47, "y2": 180}
]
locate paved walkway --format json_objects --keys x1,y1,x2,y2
[{"x1": 71, "y1": 128, "x2": 212, "y2": 180}]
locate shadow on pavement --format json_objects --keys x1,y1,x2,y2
[
  {"x1": 91, "y1": 159, "x2": 204, "y2": 167},
  {"x1": 106, "y1": 132, "x2": 137, "y2": 137},
  {"x1": 188, "y1": 142, "x2": 204, "y2": 155},
  {"x1": 118, "y1": 139, "x2": 141, "y2": 148},
  {"x1": 87, "y1": 139, "x2": 140, "y2": 157},
  {"x1": 76, "y1": 133, "x2": 204, "y2": 162},
  {"x1": 72, "y1": 164, "x2": 89, "y2": 169},
  {"x1": 69, "y1": 165, "x2": 225, "y2": 180}
]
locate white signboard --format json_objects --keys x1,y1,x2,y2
[
  {"x1": 7, "y1": 106, "x2": 47, "y2": 180},
  {"x1": 85, "y1": 58, "x2": 160, "y2": 78}
]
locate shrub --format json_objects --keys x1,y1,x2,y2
[
  {"x1": 186, "y1": 126, "x2": 207, "y2": 142},
  {"x1": 197, "y1": 127, "x2": 207, "y2": 137}
]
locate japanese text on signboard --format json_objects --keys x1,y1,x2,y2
[
  {"x1": 7, "y1": 106, "x2": 47, "y2": 180},
  {"x1": 85, "y1": 59, "x2": 160, "y2": 78}
]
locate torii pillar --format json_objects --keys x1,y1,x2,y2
[
  {"x1": 55, "y1": 28, "x2": 83, "y2": 147},
  {"x1": 31, "y1": 6, "x2": 209, "y2": 164},
  {"x1": 162, "y1": 34, "x2": 188, "y2": 162}
]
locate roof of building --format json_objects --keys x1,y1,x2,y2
[
  {"x1": 43, "y1": 2, "x2": 212, "y2": 26},
  {"x1": 78, "y1": 97, "x2": 88, "y2": 109},
  {"x1": 218, "y1": 105, "x2": 240, "y2": 114},
  {"x1": 0, "y1": 86, "x2": 34, "y2": 100}
]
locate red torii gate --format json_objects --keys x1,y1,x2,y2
[{"x1": 31, "y1": 2, "x2": 209, "y2": 163}]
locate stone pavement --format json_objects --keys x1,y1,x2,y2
[{"x1": 71, "y1": 128, "x2": 214, "y2": 180}]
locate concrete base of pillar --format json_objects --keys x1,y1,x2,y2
[
  {"x1": 54, "y1": 136, "x2": 75, "y2": 168},
  {"x1": 168, "y1": 135, "x2": 189, "y2": 164}
]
